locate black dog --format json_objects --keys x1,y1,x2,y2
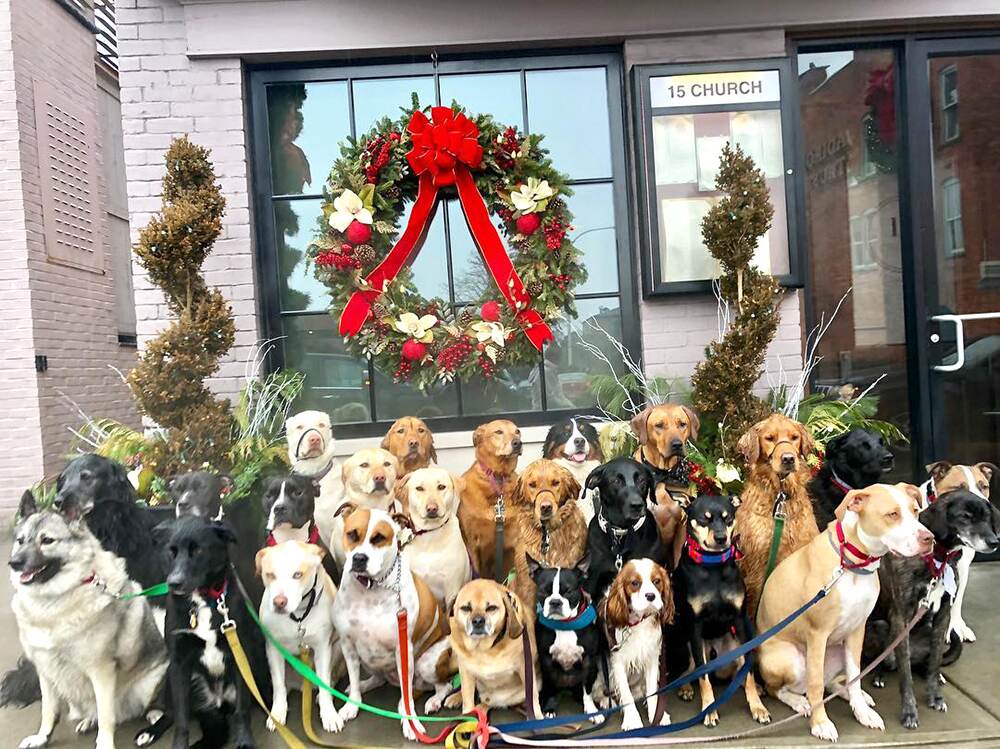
[
  {"x1": 169, "y1": 471, "x2": 233, "y2": 520},
  {"x1": 809, "y1": 429, "x2": 894, "y2": 529},
  {"x1": 260, "y1": 473, "x2": 339, "y2": 583},
  {"x1": 672, "y1": 494, "x2": 770, "y2": 726},
  {"x1": 527, "y1": 554, "x2": 602, "y2": 720},
  {"x1": 867, "y1": 488, "x2": 1000, "y2": 729},
  {"x1": 584, "y1": 458, "x2": 666, "y2": 601},
  {"x1": 157, "y1": 516, "x2": 267, "y2": 749}
]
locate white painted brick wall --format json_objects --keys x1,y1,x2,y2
[{"x1": 118, "y1": 0, "x2": 258, "y2": 401}]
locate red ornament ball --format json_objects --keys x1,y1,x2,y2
[
  {"x1": 480, "y1": 300, "x2": 501, "y2": 322},
  {"x1": 401, "y1": 339, "x2": 427, "y2": 362},
  {"x1": 345, "y1": 220, "x2": 373, "y2": 245},
  {"x1": 515, "y1": 212, "x2": 542, "y2": 235}
]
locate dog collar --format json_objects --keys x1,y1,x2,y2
[
  {"x1": 640, "y1": 452, "x2": 692, "y2": 487},
  {"x1": 266, "y1": 522, "x2": 322, "y2": 547},
  {"x1": 478, "y1": 462, "x2": 510, "y2": 493},
  {"x1": 289, "y1": 572, "x2": 322, "y2": 624},
  {"x1": 921, "y1": 478, "x2": 938, "y2": 505},
  {"x1": 685, "y1": 538, "x2": 742, "y2": 565},
  {"x1": 198, "y1": 579, "x2": 229, "y2": 601},
  {"x1": 354, "y1": 553, "x2": 399, "y2": 591},
  {"x1": 831, "y1": 522, "x2": 880, "y2": 574},
  {"x1": 412, "y1": 516, "x2": 450, "y2": 537},
  {"x1": 922, "y1": 544, "x2": 962, "y2": 580},
  {"x1": 829, "y1": 469, "x2": 853, "y2": 497},
  {"x1": 537, "y1": 601, "x2": 597, "y2": 631},
  {"x1": 80, "y1": 572, "x2": 97, "y2": 586}
]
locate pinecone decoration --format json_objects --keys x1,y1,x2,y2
[
  {"x1": 458, "y1": 308, "x2": 475, "y2": 326},
  {"x1": 526, "y1": 280, "x2": 543, "y2": 297},
  {"x1": 354, "y1": 244, "x2": 376, "y2": 265},
  {"x1": 372, "y1": 302, "x2": 389, "y2": 319}
]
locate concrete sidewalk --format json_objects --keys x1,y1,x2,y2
[{"x1": 1, "y1": 551, "x2": 999, "y2": 748}]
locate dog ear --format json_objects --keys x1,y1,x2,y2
[
  {"x1": 428, "y1": 440, "x2": 438, "y2": 465},
  {"x1": 380, "y1": 425, "x2": 393, "y2": 452},
  {"x1": 541, "y1": 427, "x2": 560, "y2": 460},
  {"x1": 630, "y1": 407, "x2": 652, "y2": 445},
  {"x1": 838, "y1": 488, "x2": 870, "y2": 519},
  {"x1": 507, "y1": 473, "x2": 527, "y2": 508},
  {"x1": 152, "y1": 519, "x2": 175, "y2": 546},
  {"x1": 796, "y1": 422, "x2": 817, "y2": 458},
  {"x1": 901, "y1": 483, "x2": 923, "y2": 508},
  {"x1": 109, "y1": 459, "x2": 137, "y2": 499},
  {"x1": 926, "y1": 460, "x2": 953, "y2": 482},
  {"x1": 918, "y1": 498, "x2": 948, "y2": 541},
  {"x1": 584, "y1": 464, "x2": 604, "y2": 491},
  {"x1": 682, "y1": 405, "x2": 701, "y2": 442},
  {"x1": 212, "y1": 522, "x2": 237, "y2": 545},
  {"x1": 341, "y1": 460, "x2": 352, "y2": 486},
  {"x1": 654, "y1": 564, "x2": 675, "y2": 625},
  {"x1": 334, "y1": 501, "x2": 357, "y2": 519},
  {"x1": 669, "y1": 490, "x2": 691, "y2": 509},
  {"x1": 472, "y1": 423, "x2": 487, "y2": 448},
  {"x1": 385, "y1": 452, "x2": 401, "y2": 478},
  {"x1": 555, "y1": 463, "x2": 581, "y2": 504},
  {"x1": 976, "y1": 462, "x2": 999, "y2": 484},
  {"x1": 525, "y1": 552, "x2": 542, "y2": 580},
  {"x1": 503, "y1": 590, "x2": 526, "y2": 640},
  {"x1": 18, "y1": 490, "x2": 38, "y2": 520},
  {"x1": 737, "y1": 422, "x2": 762, "y2": 466},
  {"x1": 574, "y1": 552, "x2": 591, "y2": 578},
  {"x1": 604, "y1": 574, "x2": 629, "y2": 628},
  {"x1": 255, "y1": 547, "x2": 268, "y2": 577}
]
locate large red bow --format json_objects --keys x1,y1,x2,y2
[{"x1": 339, "y1": 107, "x2": 553, "y2": 352}]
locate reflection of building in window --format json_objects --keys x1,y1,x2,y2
[
  {"x1": 849, "y1": 209, "x2": 879, "y2": 270},
  {"x1": 942, "y1": 177, "x2": 964, "y2": 256},
  {"x1": 860, "y1": 113, "x2": 878, "y2": 178},
  {"x1": 940, "y1": 65, "x2": 959, "y2": 143}
]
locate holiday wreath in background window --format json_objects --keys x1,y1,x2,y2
[{"x1": 310, "y1": 97, "x2": 586, "y2": 389}]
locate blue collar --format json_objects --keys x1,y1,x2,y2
[
  {"x1": 685, "y1": 539, "x2": 742, "y2": 566},
  {"x1": 536, "y1": 602, "x2": 597, "y2": 631}
]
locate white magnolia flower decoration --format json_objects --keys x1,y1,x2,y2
[
  {"x1": 510, "y1": 177, "x2": 555, "y2": 214},
  {"x1": 394, "y1": 312, "x2": 438, "y2": 343},
  {"x1": 715, "y1": 460, "x2": 741, "y2": 485},
  {"x1": 329, "y1": 189, "x2": 373, "y2": 232},
  {"x1": 471, "y1": 321, "x2": 508, "y2": 347}
]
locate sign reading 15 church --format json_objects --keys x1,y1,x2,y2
[{"x1": 650, "y1": 70, "x2": 781, "y2": 108}]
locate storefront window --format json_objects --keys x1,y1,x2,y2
[
  {"x1": 254, "y1": 55, "x2": 633, "y2": 432},
  {"x1": 940, "y1": 65, "x2": 960, "y2": 142},
  {"x1": 941, "y1": 177, "x2": 964, "y2": 256}
]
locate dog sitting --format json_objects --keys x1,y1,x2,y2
[
  {"x1": 383, "y1": 416, "x2": 437, "y2": 477},
  {"x1": 10, "y1": 502, "x2": 168, "y2": 749},
  {"x1": 599, "y1": 558, "x2": 673, "y2": 730},
  {"x1": 672, "y1": 494, "x2": 770, "y2": 727},
  {"x1": 286, "y1": 410, "x2": 342, "y2": 544},
  {"x1": 868, "y1": 487, "x2": 999, "y2": 729},
  {"x1": 458, "y1": 419, "x2": 523, "y2": 580},
  {"x1": 735, "y1": 413, "x2": 820, "y2": 616},
  {"x1": 527, "y1": 555, "x2": 603, "y2": 722},
  {"x1": 399, "y1": 466, "x2": 471, "y2": 607},
  {"x1": 449, "y1": 579, "x2": 541, "y2": 716},
  {"x1": 756, "y1": 483, "x2": 933, "y2": 742},
  {"x1": 329, "y1": 447, "x2": 400, "y2": 568},
  {"x1": 256, "y1": 541, "x2": 343, "y2": 735},
  {"x1": 157, "y1": 516, "x2": 266, "y2": 749},
  {"x1": 920, "y1": 460, "x2": 997, "y2": 642},
  {"x1": 168, "y1": 470, "x2": 233, "y2": 520},
  {"x1": 584, "y1": 458, "x2": 666, "y2": 602},
  {"x1": 542, "y1": 417, "x2": 604, "y2": 525},
  {"x1": 509, "y1": 459, "x2": 587, "y2": 611},
  {"x1": 261, "y1": 473, "x2": 340, "y2": 586},
  {"x1": 809, "y1": 429, "x2": 894, "y2": 529},
  {"x1": 333, "y1": 504, "x2": 453, "y2": 739}
]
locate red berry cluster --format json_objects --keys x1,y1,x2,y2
[
  {"x1": 543, "y1": 214, "x2": 570, "y2": 250},
  {"x1": 436, "y1": 338, "x2": 474, "y2": 373},
  {"x1": 315, "y1": 242, "x2": 361, "y2": 271},
  {"x1": 495, "y1": 205, "x2": 513, "y2": 224},
  {"x1": 393, "y1": 359, "x2": 411, "y2": 382},
  {"x1": 549, "y1": 273, "x2": 571, "y2": 291},
  {"x1": 494, "y1": 127, "x2": 520, "y2": 170},
  {"x1": 690, "y1": 463, "x2": 720, "y2": 496},
  {"x1": 362, "y1": 131, "x2": 400, "y2": 184},
  {"x1": 478, "y1": 354, "x2": 496, "y2": 378}
]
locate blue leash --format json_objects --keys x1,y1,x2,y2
[{"x1": 496, "y1": 583, "x2": 832, "y2": 734}]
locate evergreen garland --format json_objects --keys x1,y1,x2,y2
[
  {"x1": 127, "y1": 137, "x2": 236, "y2": 476},
  {"x1": 690, "y1": 143, "x2": 780, "y2": 457}
]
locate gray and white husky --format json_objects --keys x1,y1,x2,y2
[{"x1": 9, "y1": 500, "x2": 167, "y2": 749}]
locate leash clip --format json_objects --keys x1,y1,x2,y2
[
  {"x1": 494, "y1": 495, "x2": 505, "y2": 523},
  {"x1": 823, "y1": 567, "x2": 846, "y2": 594},
  {"x1": 919, "y1": 577, "x2": 941, "y2": 610},
  {"x1": 216, "y1": 593, "x2": 237, "y2": 633},
  {"x1": 773, "y1": 490, "x2": 787, "y2": 519}
]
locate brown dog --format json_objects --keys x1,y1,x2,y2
[
  {"x1": 458, "y1": 420, "x2": 523, "y2": 580},
  {"x1": 509, "y1": 459, "x2": 588, "y2": 609},
  {"x1": 735, "y1": 413, "x2": 820, "y2": 616},
  {"x1": 382, "y1": 416, "x2": 437, "y2": 477},
  {"x1": 631, "y1": 403, "x2": 701, "y2": 563}
]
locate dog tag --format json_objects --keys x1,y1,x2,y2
[{"x1": 189, "y1": 608, "x2": 199, "y2": 629}]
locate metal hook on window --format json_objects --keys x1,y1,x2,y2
[{"x1": 431, "y1": 50, "x2": 439, "y2": 69}]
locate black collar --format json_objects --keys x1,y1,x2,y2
[
  {"x1": 640, "y1": 453, "x2": 692, "y2": 487},
  {"x1": 289, "y1": 572, "x2": 321, "y2": 624}
]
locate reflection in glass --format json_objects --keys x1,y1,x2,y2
[
  {"x1": 352, "y1": 77, "x2": 435, "y2": 135},
  {"x1": 526, "y1": 68, "x2": 612, "y2": 180},
  {"x1": 448, "y1": 201, "x2": 488, "y2": 303},
  {"x1": 544, "y1": 297, "x2": 623, "y2": 409},
  {"x1": 660, "y1": 198, "x2": 716, "y2": 282},
  {"x1": 267, "y1": 82, "x2": 350, "y2": 196},
  {"x1": 440, "y1": 72, "x2": 523, "y2": 127},
  {"x1": 275, "y1": 198, "x2": 328, "y2": 313},
  {"x1": 282, "y1": 315, "x2": 371, "y2": 424},
  {"x1": 404, "y1": 200, "x2": 450, "y2": 300},
  {"x1": 731, "y1": 110, "x2": 783, "y2": 177},
  {"x1": 462, "y1": 363, "x2": 541, "y2": 415},
  {"x1": 652, "y1": 116, "x2": 696, "y2": 184},
  {"x1": 564, "y1": 184, "x2": 619, "y2": 295},
  {"x1": 373, "y1": 372, "x2": 458, "y2": 420}
]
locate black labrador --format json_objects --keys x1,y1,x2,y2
[{"x1": 809, "y1": 429, "x2": 894, "y2": 529}]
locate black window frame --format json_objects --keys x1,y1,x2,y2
[
  {"x1": 247, "y1": 49, "x2": 640, "y2": 438},
  {"x1": 632, "y1": 57, "x2": 803, "y2": 297}
]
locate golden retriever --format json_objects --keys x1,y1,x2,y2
[{"x1": 382, "y1": 416, "x2": 437, "y2": 476}]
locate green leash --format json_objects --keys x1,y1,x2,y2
[
  {"x1": 763, "y1": 489, "x2": 787, "y2": 581},
  {"x1": 120, "y1": 581, "x2": 170, "y2": 600}
]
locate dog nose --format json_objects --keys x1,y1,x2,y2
[
  {"x1": 628, "y1": 499, "x2": 645, "y2": 514},
  {"x1": 167, "y1": 572, "x2": 187, "y2": 593},
  {"x1": 471, "y1": 615, "x2": 486, "y2": 628},
  {"x1": 308, "y1": 433, "x2": 321, "y2": 445},
  {"x1": 670, "y1": 438, "x2": 683, "y2": 453},
  {"x1": 408, "y1": 439, "x2": 419, "y2": 448},
  {"x1": 511, "y1": 438, "x2": 522, "y2": 451},
  {"x1": 917, "y1": 528, "x2": 934, "y2": 548},
  {"x1": 714, "y1": 532, "x2": 728, "y2": 545},
  {"x1": 52, "y1": 494, "x2": 65, "y2": 510},
  {"x1": 540, "y1": 502, "x2": 554, "y2": 518},
  {"x1": 373, "y1": 473, "x2": 386, "y2": 483},
  {"x1": 8, "y1": 555, "x2": 24, "y2": 571},
  {"x1": 273, "y1": 594, "x2": 288, "y2": 611},
  {"x1": 574, "y1": 437, "x2": 585, "y2": 449},
  {"x1": 426, "y1": 504, "x2": 439, "y2": 517},
  {"x1": 549, "y1": 598, "x2": 563, "y2": 610},
  {"x1": 645, "y1": 592, "x2": 656, "y2": 602},
  {"x1": 781, "y1": 453, "x2": 795, "y2": 466},
  {"x1": 351, "y1": 553, "x2": 368, "y2": 571}
]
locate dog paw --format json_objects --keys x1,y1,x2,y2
[
  {"x1": 873, "y1": 675, "x2": 886, "y2": 689},
  {"x1": 810, "y1": 719, "x2": 839, "y2": 742},
  {"x1": 19, "y1": 735, "x2": 49, "y2": 749},
  {"x1": 424, "y1": 696, "x2": 443, "y2": 715},
  {"x1": 952, "y1": 619, "x2": 976, "y2": 643},
  {"x1": 750, "y1": 704, "x2": 771, "y2": 724},
  {"x1": 703, "y1": 711, "x2": 719, "y2": 727},
  {"x1": 901, "y1": 705, "x2": 919, "y2": 730},
  {"x1": 620, "y1": 709, "x2": 643, "y2": 732},
  {"x1": 852, "y1": 703, "x2": 884, "y2": 731},
  {"x1": 785, "y1": 693, "x2": 811, "y2": 717},
  {"x1": 659, "y1": 711, "x2": 671, "y2": 726},
  {"x1": 443, "y1": 692, "x2": 462, "y2": 710},
  {"x1": 95, "y1": 734, "x2": 115, "y2": 749},
  {"x1": 860, "y1": 689, "x2": 875, "y2": 708},
  {"x1": 402, "y1": 719, "x2": 426, "y2": 741},
  {"x1": 75, "y1": 718, "x2": 97, "y2": 734},
  {"x1": 266, "y1": 702, "x2": 288, "y2": 732},
  {"x1": 338, "y1": 702, "x2": 360, "y2": 723},
  {"x1": 677, "y1": 684, "x2": 695, "y2": 702},
  {"x1": 320, "y1": 704, "x2": 344, "y2": 733},
  {"x1": 939, "y1": 674, "x2": 947, "y2": 685},
  {"x1": 928, "y1": 694, "x2": 948, "y2": 713},
  {"x1": 144, "y1": 710, "x2": 164, "y2": 726},
  {"x1": 588, "y1": 712, "x2": 606, "y2": 725}
]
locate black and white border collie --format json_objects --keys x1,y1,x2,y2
[{"x1": 543, "y1": 418, "x2": 604, "y2": 524}]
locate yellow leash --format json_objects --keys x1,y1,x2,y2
[{"x1": 300, "y1": 648, "x2": 348, "y2": 747}]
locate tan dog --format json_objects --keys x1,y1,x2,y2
[
  {"x1": 458, "y1": 420, "x2": 522, "y2": 580},
  {"x1": 329, "y1": 447, "x2": 400, "y2": 568},
  {"x1": 735, "y1": 413, "x2": 820, "y2": 615},
  {"x1": 922, "y1": 460, "x2": 997, "y2": 642},
  {"x1": 631, "y1": 404, "x2": 700, "y2": 562},
  {"x1": 509, "y1": 459, "x2": 588, "y2": 610},
  {"x1": 756, "y1": 483, "x2": 933, "y2": 742},
  {"x1": 383, "y1": 416, "x2": 437, "y2": 477},
  {"x1": 449, "y1": 579, "x2": 541, "y2": 716}
]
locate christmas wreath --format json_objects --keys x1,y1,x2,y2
[{"x1": 309, "y1": 98, "x2": 586, "y2": 389}]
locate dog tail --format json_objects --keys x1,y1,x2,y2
[
  {"x1": 0, "y1": 656, "x2": 40, "y2": 708},
  {"x1": 941, "y1": 630, "x2": 963, "y2": 667}
]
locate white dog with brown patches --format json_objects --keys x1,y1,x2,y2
[
  {"x1": 332, "y1": 505, "x2": 452, "y2": 740},
  {"x1": 286, "y1": 410, "x2": 342, "y2": 543},
  {"x1": 756, "y1": 483, "x2": 934, "y2": 742},
  {"x1": 328, "y1": 448, "x2": 401, "y2": 568},
  {"x1": 256, "y1": 541, "x2": 342, "y2": 734}
]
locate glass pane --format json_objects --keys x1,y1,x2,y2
[
  {"x1": 267, "y1": 81, "x2": 350, "y2": 196},
  {"x1": 447, "y1": 200, "x2": 488, "y2": 304},
  {"x1": 282, "y1": 315, "x2": 371, "y2": 424},
  {"x1": 544, "y1": 296, "x2": 622, "y2": 409},
  {"x1": 274, "y1": 198, "x2": 329, "y2": 313},
  {"x1": 564, "y1": 183, "x2": 618, "y2": 294},
  {"x1": 439, "y1": 72, "x2": 523, "y2": 128},
  {"x1": 461, "y1": 362, "x2": 541, "y2": 415},
  {"x1": 798, "y1": 47, "x2": 911, "y2": 479},
  {"x1": 352, "y1": 77, "x2": 435, "y2": 135},
  {"x1": 404, "y1": 199, "x2": 450, "y2": 300},
  {"x1": 372, "y1": 372, "x2": 459, "y2": 421},
  {"x1": 526, "y1": 68, "x2": 612, "y2": 180}
]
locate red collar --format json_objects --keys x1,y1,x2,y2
[
  {"x1": 198, "y1": 579, "x2": 228, "y2": 601},
  {"x1": 829, "y1": 470, "x2": 853, "y2": 497},
  {"x1": 266, "y1": 522, "x2": 321, "y2": 547},
  {"x1": 835, "y1": 522, "x2": 881, "y2": 571},
  {"x1": 685, "y1": 537, "x2": 743, "y2": 565},
  {"x1": 478, "y1": 462, "x2": 510, "y2": 493},
  {"x1": 922, "y1": 544, "x2": 962, "y2": 579},
  {"x1": 80, "y1": 572, "x2": 96, "y2": 586}
]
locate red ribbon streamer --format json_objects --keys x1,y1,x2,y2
[{"x1": 338, "y1": 107, "x2": 554, "y2": 351}]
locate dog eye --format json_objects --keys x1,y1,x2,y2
[
  {"x1": 460, "y1": 603, "x2": 473, "y2": 613},
  {"x1": 418, "y1": 427, "x2": 426, "y2": 433},
  {"x1": 437, "y1": 484, "x2": 446, "y2": 491},
  {"x1": 371, "y1": 533, "x2": 385, "y2": 544},
  {"x1": 346, "y1": 530, "x2": 359, "y2": 543},
  {"x1": 654, "y1": 422, "x2": 664, "y2": 429},
  {"x1": 885, "y1": 510, "x2": 899, "y2": 520},
  {"x1": 14, "y1": 536, "x2": 24, "y2": 545},
  {"x1": 168, "y1": 545, "x2": 178, "y2": 558},
  {"x1": 792, "y1": 434, "x2": 800, "y2": 441},
  {"x1": 528, "y1": 481, "x2": 537, "y2": 488},
  {"x1": 494, "y1": 430, "x2": 502, "y2": 435},
  {"x1": 485, "y1": 604, "x2": 499, "y2": 613},
  {"x1": 39, "y1": 536, "x2": 54, "y2": 546},
  {"x1": 360, "y1": 462, "x2": 369, "y2": 469},
  {"x1": 383, "y1": 462, "x2": 391, "y2": 468},
  {"x1": 293, "y1": 571, "x2": 303, "y2": 579},
  {"x1": 677, "y1": 421, "x2": 686, "y2": 429},
  {"x1": 81, "y1": 471, "x2": 94, "y2": 482},
  {"x1": 415, "y1": 486, "x2": 424, "y2": 492},
  {"x1": 764, "y1": 435, "x2": 775, "y2": 442},
  {"x1": 397, "y1": 428, "x2": 405, "y2": 434},
  {"x1": 630, "y1": 579, "x2": 641, "y2": 590}
]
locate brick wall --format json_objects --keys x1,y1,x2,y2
[{"x1": 117, "y1": 0, "x2": 258, "y2": 402}]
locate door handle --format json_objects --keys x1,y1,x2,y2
[{"x1": 930, "y1": 312, "x2": 1000, "y2": 372}]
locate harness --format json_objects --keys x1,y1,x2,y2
[
  {"x1": 922, "y1": 543, "x2": 962, "y2": 580},
  {"x1": 266, "y1": 521, "x2": 322, "y2": 547},
  {"x1": 597, "y1": 508, "x2": 647, "y2": 571},
  {"x1": 684, "y1": 537, "x2": 743, "y2": 565},
  {"x1": 536, "y1": 596, "x2": 597, "y2": 631},
  {"x1": 829, "y1": 521, "x2": 881, "y2": 574}
]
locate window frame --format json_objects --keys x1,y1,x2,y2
[
  {"x1": 939, "y1": 64, "x2": 959, "y2": 143},
  {"x1": 247, "y1": 50, "x2": 639, "y2": 438},
  {"x1": 632, "y1": 57, "x2": 803, "y2": 297},
  {"x1": 941, "y1": 176, "x2": 964, "y2": 257}
]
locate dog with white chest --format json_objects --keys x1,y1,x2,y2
[
  {"x1": 329, "y1": 448, "x2": 401, "y2": 568},
  {"x1": 332, "y1": 504, "x2": 453, "y2": 740},
  {"x1": 542, "y1": 417, "x2": 604, "y2": 525},
  {"x1": 286, "y1": 410, "x2": 342, "y2": 544},
  {"x1": 256, "y1": 541, "x2": 343, "y2": 735}
]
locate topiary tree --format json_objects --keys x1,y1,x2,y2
[
  {"x1": 690, "y1": 143, "x2": 780, "y2": 457},
  {"x1": 128, "y1": 137, "x2": 236, "y2": 476}
]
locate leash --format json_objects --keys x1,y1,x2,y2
[
  {"x1": 299, "y1": 648, "x2": 345, "y2": 747},
  {"x1": 398, "y1": 608, "x2": 461, "y2": 744},
  {"x1": 762, "y1": 485, "x2": 787, "y2": 581}
]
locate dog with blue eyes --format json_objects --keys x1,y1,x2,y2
[
  {"x1": 527, "y1": 554, "x2": 603, "y2": 722},
  {"x1": 672, "y1": 494, "x2": 770, "y2": 727}
]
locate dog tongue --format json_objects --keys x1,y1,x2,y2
[
  {"x1": 19, "y1": 569, "x2": 37, "y2": 584},
  {"x1": 568, "y1": 452, "x2": 586, "y2": 463}
]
